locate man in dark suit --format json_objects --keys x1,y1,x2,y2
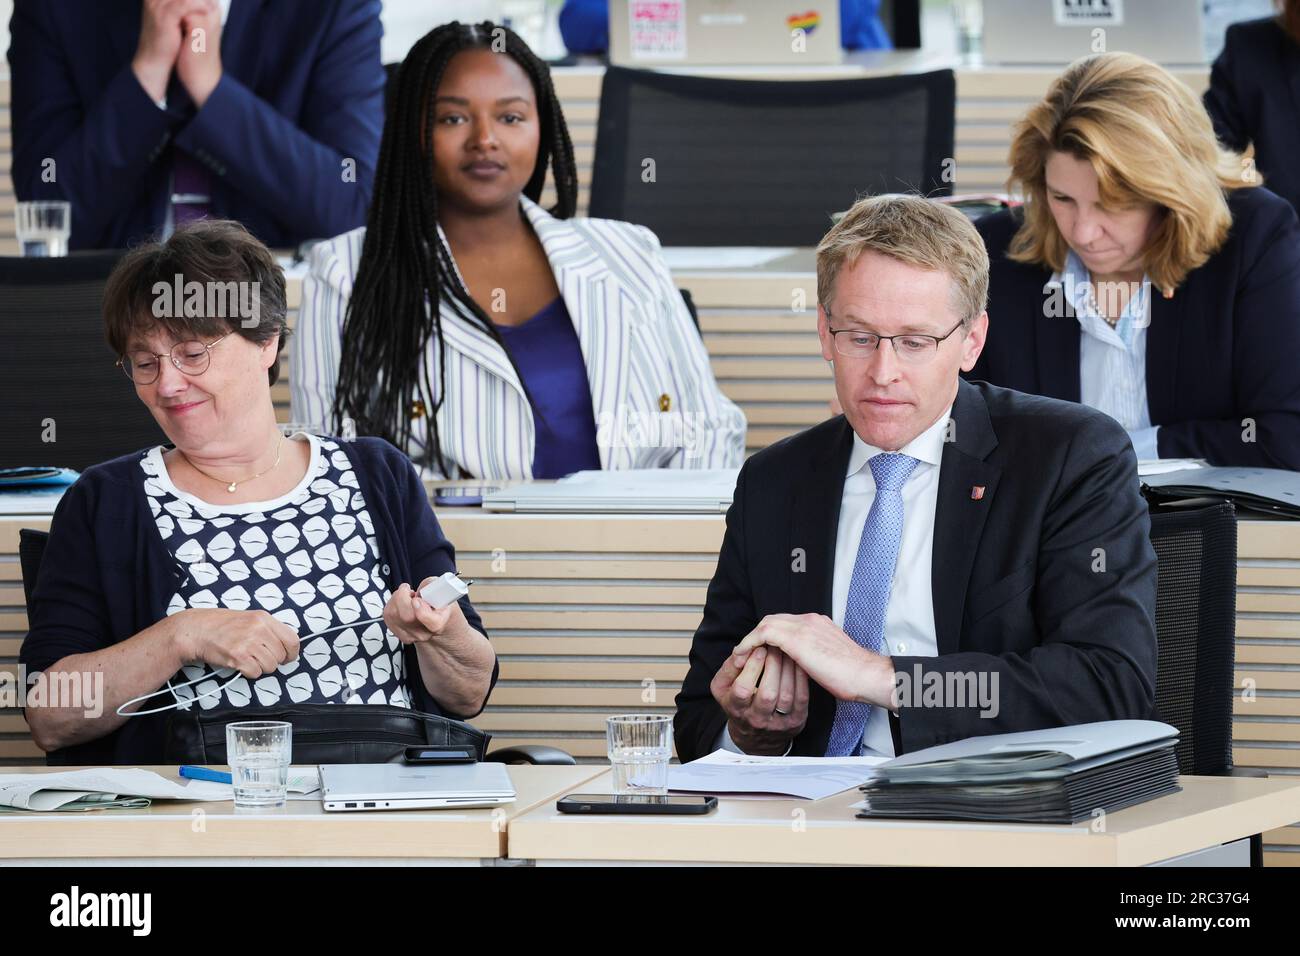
[
  {"x1": 9, "y1": 0, "x2": 384, "y2": 250},
  {"x1": 674, "y1": 194, "x2": 1158, "y2": 761}
]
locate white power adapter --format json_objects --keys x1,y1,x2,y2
[{"x1": 419, "y1": 571, "x2": 471, "y2": 608}]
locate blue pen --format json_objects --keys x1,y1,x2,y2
[{"x1": 179, "y1": 765, "x2": 233, "y2": 784}]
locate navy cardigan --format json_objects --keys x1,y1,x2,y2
[
  {"x1": 969, "y1": 187, "x2": 1300, "y2": 469},
  {"x1": 1204, "y1": 16, "x2": 1300, "y2": 213},
  {"x1": 20, "y1": 437, "x2": 497, "y2": 765}
]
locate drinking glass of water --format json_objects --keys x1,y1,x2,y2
[
  {"x1": 226, "y1": 721, "x2": 292, "y2": 808},
  {"x1": 15, "y1": 201, "x2": 71, "y2": 257},
  {"x1": 606, "y1": 714, "x2": 672, "y2": 794}
]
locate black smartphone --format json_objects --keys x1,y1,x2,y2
[
  {"x1": 556, "y1": 793, "x2": 717, "y2": 815},
  {"x1": 402, "y1": 746, "x2": 477, "y2": 764}
]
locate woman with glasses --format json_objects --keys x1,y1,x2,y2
[
  {"x1": 19, "y1": 220, "x2": 497, "y2": 764},
  {"x1": 969, "y1": 52, "x2": 1300, "y2": 469},
  {"x1": 290, "y1": 21, "x2": 745, "y2": 479}
]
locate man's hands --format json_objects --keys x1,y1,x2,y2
[
  {"x1": 710, "y1": 645, "x2": 809, "y2": 755},
  {"x1": 175, "y1": 0, "x2": 223, "y2": 107},
  {"x1": 133, "y1": 0, "x2": 223, "y2": 107},
  {"x1": 713, "y1": 613, "x2": 899, "y2": 753}
]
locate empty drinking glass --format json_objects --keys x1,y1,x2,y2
[
  {"x1": 606, "y1": 714, "x2": 672, "y2": 794},
  {"x1": 16, "y1": 201, "x2": 71, "y2": 257},
  {"x1": 226, "y1": 720, "x2": 292, "y2": 808}
]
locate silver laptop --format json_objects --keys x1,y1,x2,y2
[
  {"x1": 319, "y1": 762, "x2": 516, "y2": 812},
  {"x1": 610, "y1": 0, "x2": 843, "y2": 66},
  {"x1": 981, "y1": 0, "x2": 1206, "y2": 66},
  {"x1": 482, "y1": 468, "x2": 740, "y2": 514}
]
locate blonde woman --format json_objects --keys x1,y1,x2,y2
[{"x1": 970, "y1": 52, "x2": 1300, "y2": 469}]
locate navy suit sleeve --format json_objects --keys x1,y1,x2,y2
[
  {"x1": 8, "y1": 0, "x2": 178, "y2": 248},
  {"x1": 673, "y1": 464, "x2": 759, "y2": 762},
  {"x1": 19, "y1": 478, "x2": 115, "y2": 675},
  {"x1": 559, "y1": 0, "x2": 610, "y2": 54},
  {"x1": 893, "y1": 415, "x2": 1158, "y2": 752},
  {"x1": 1156, "y1": 196, "x2": 1300, "y2": 469},
  {"x1": 172, "y1": 0, "x2": 383, "y2": 242},
  {"x1": 1204, "y1": 24, "x2": 1251, "y2": 152},
  {"x1": 395, "y1": 450, "x2": 498, "y2": 719}
]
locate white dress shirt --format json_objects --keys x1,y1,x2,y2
[
  {"x1": 718, "y1": 404, "x2": 949, "y2": 757},
  {"x1": 1055, "y1": 250, "x2": 1160, "y2": 460}
]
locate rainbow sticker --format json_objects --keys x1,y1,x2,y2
[{"x1": 786, "y1": 10, "x2": 822, "y2": 34}]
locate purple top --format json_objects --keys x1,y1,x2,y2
[{"x1": 495, "y1": 296, "x2": 602, "y2": 478}]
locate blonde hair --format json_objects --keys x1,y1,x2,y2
[
  {"x1": 1006, "y1": 52, "x2": 1257, "y2": 292},
  {"x1": 816, "y1": 194, "x2": 989, "y2": 326}
]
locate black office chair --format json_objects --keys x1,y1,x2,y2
[
  {"x1": 0, "y1": 253, "x2": 168, "y2": 470},
  {"x1": 17, "y1": 529, "x2": 575, "y2": 767},
  {"x1": 589, "y1": 66, "x2": 956, "y2": 246},
  {"x1": 383, "y1": 61, "x2": 401, "y2": 120},
  {"x1": 677, "y1": 287, "x2": 701, "y2": 334},
  {"x1": 1147, "y1": 499, "x2": 1267, "y2": 866}
]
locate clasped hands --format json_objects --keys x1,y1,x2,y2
[{"x1": 709, "y1": 613, "x2": 897, "y2": 755}]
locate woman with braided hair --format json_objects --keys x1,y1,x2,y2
[{"x1": 292, "y1": 21, "x2": 745, "y2": 479}]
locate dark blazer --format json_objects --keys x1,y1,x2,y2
[
  {"x1": 1204, "y1": 16, "x2": 1300, "y2": 212},
  {"x1": 20, "y1": 437, "x2": 496, "y2": 765},
  {"x1": 674, "y1": 380, "x2": 1158, "y2": 762},
  {"x1": 8, "y1": 0, "x2": 384, "y2": 250},
  {"x1": 969, "y1": 188, "x2": 1300, "y2": 469}
]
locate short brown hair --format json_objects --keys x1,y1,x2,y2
[
  {"x1": 816, "y1": 194, "x2": 989, "y2": 326},
  {"x1": 1006, "y1": 53, "x2": 1256, "y2": 293},
  {"x1": 103, "y1": 220, "x2": 289, "y2": 385}
]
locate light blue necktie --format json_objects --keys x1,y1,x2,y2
[{"x1": 825, "y1": 452, "x2": 918, "y2": 757}]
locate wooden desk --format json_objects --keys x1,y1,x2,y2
[
  {"x1": 4, "y1": 512, "x2": 1300, "y2": 863},
  {"x1": 507, "y1": 771, "x2": 1300, "y2": 867},
  {"x1": 0, "y1": 764, "x2": 603, "y2": 864}
]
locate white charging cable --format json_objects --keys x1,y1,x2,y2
[{"x1": 114, "y1": 573, "x2": 472, "y2": 717}]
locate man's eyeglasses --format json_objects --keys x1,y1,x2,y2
[
  {"x1": 825, "y1": 312, "x2": 966, "y2": 366},
  {"x1": 116, "y1": 332, "x2": 233, "y2": 384}
]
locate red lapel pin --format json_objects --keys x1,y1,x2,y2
[{"x1": 970, "y1": 485, "x2": 986, "y2": 500}]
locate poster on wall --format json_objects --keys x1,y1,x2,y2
[
  {"x1": 628, "y1": 1, "x2": 688, "y2": 59},
  {"x1": 1052, "y1": 0, "x2": 1125, "y2": 27}
]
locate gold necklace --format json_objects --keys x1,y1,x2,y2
[{"x1": 182, "y1": 432, "x2": 285, "y2": 494}]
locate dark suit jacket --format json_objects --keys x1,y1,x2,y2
[
  {"x1": 9, "y1": 0, "x2": 384, "y2": 250},
  {"x1": 1204, "y1": 16, "x2": 1300, "y2": 213},
  {"x1": 969, "y1": 188, "x2": 1300, "y2": 469},
  {"x1": 674, "y1": 380, "x2": 1158, "y2": 762}
]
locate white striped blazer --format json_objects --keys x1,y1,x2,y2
[{"x1": 291, "y1": 197, "x2": 747, "y2": 478}]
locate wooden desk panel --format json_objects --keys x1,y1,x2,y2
[
  {"x1": 0, "y1": 764, "x2": 603, "y2": 861},
  {"x1": 5, "y1": 511, "x2": 1300, "y2": 862},
  {"x1": 508, "y1": 771, "x2": 1300, "y2": 867}
]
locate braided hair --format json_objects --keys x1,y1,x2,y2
[{"x1": 333, "y1": 21, "x2": 579, "y2": 475}]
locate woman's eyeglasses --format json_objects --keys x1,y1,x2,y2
[{"x1": 116, "y1": 332, "x2": 233, "y2": 384}]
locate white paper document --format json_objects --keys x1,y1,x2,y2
[
  {"x1": 0, "y1": 767, "x2": 321, "y2": 811},
  {"x1": 667, "y1": 749, "x2": 887, "y2": 800},
  {"x1": 659, "y1": 247, "x2": 796, "y2": 270},
  {"x1": 1137, "y1": 458, "x2": 1206, "y2": 476},
  {"x1": 0, "y1": 489, "x2": 67, "y2": 516}
]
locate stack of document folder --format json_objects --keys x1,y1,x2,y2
[
  {"x1": 1141, "y1": 466, "x2": 1300, "y2": 519},
  {"x1": 857, "y1": 720, "x2": 1181, "y2": 825}
]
